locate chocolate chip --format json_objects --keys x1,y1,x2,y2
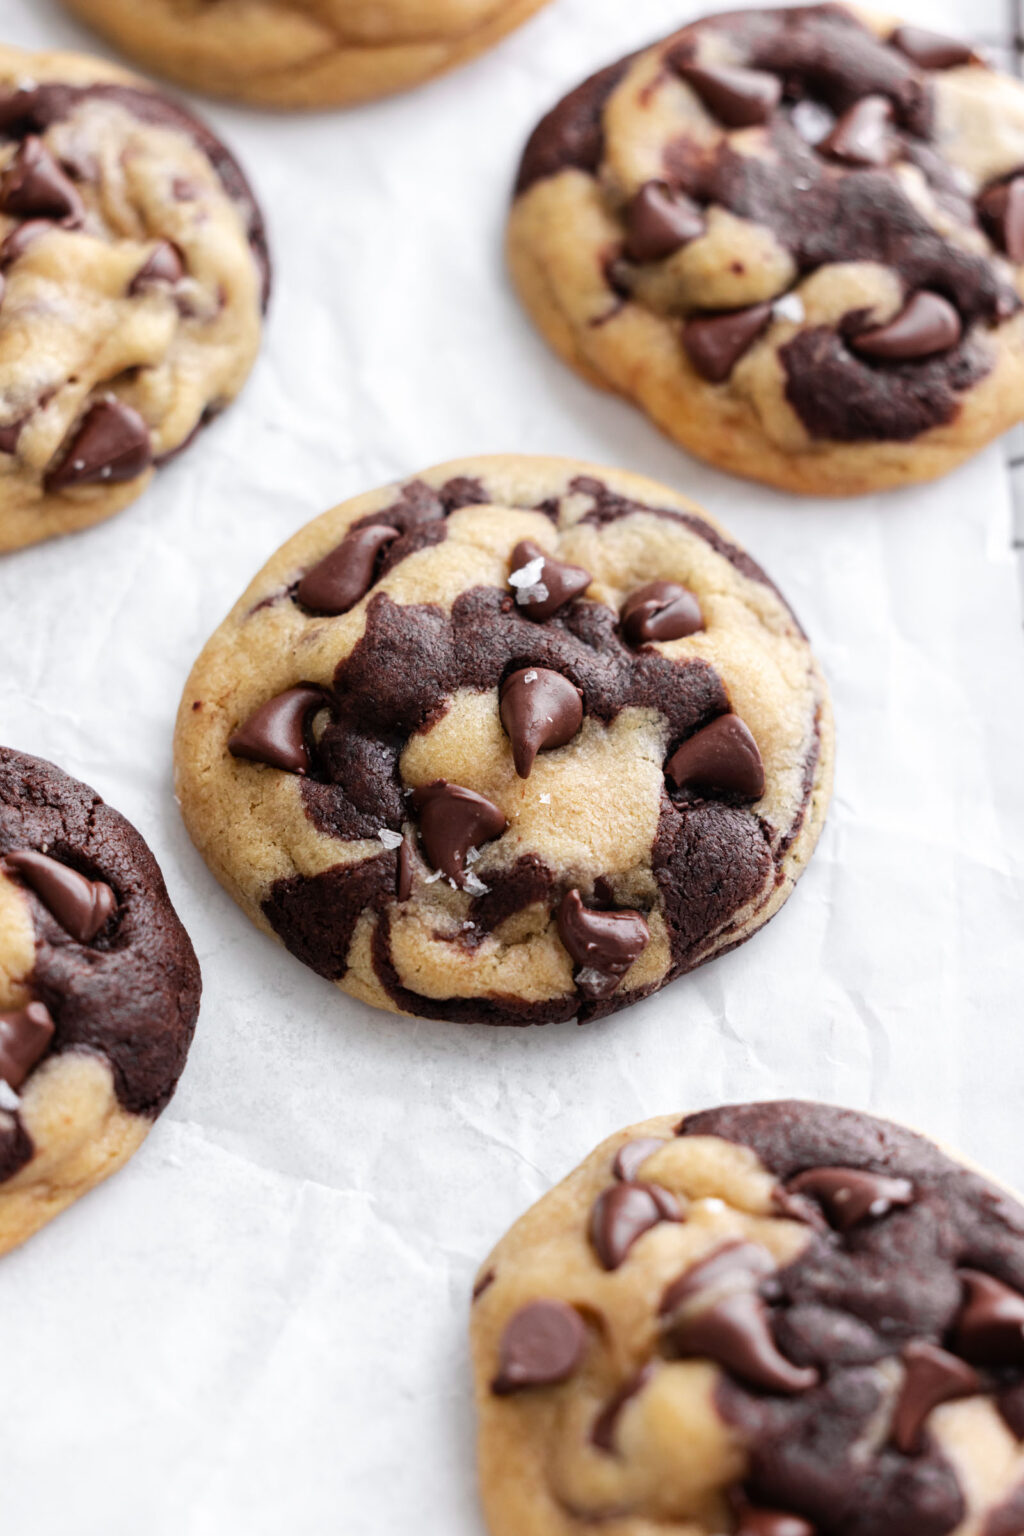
[
  {"x1": 979, "y1": 177, "x2": 1024, "y2": 264},
  {"x1": 589, "y1": 1181, "x2": 683, "y2": 1270},
  {"x1": 676, "y1": 62, "x2": 782, "y2": 129},
  {"x1": 892, "y1": 1341, "x2": 980, "y2": 1455},
  {"x1": 44, "y1": 399, "x2": 152, "y2": 492},
  {"x1": 664, "y1": 1288, "x2": 819, "y2": 1393},
  {"x1": 472, "y1": 1268, "x2": 496, "y2": 1302},
  {"x1": 683, "y1": 302, "x2": 773, "y2": 383},
  {"x1": 411, "y1": 781, "x2": 506, "y2": 886},
  {"x1": 665, "y1": 715, "x2": 765, "y2": 800},
  {"x1": 396, "y1": 836, "x2": 414, "y2": 902},
  {"x1": 850, "y1": 291, "x2": 962, "y2": 360},
  {"x1": 296, "y1": 524, "x2": 401, "y2": 616},
  {"x1": 821, "y1": 96, "x2": 896, "y2": 167},
  {"x1": 0, "y1": 417, "x2": 24, "y2": 454},
  {"x1": 5, "y1": 849, "x2": 116, "y2": 943},
  {"x1": 491, "y1": 1300, "x2": 586, "y2": 1394},
  {"x1": 624, "y1": 180, "x2": 704, "y2": 262},
  {"x1": 557, "y1": 889, "x2": 649, "y2": 991},
  {"x1": 0, "y1": 1000, "x2": 55, "y2": 1090},
  {"x1": 621, "y1": 581, "x2": 703, "y2": 645},
  {"x1": 612, "y1": 1136, "x2": 667, "y2": 1183},
  {"x1": 785, "y1": 1167, "x2": 914, "y2": 1232},
  {"x1": 0, "y1": 135, "x2": 85, "y2": 223},
  {"x1": 734, "y1": 1504, "x2": 815, "y2": 1536},
  {"x1": 0, "y1": 218, "x2": 51, "y2": 265},
  {"x1": 228, "y1": 685, "x2": 326, "y2": 774},
  {"x1": 891, "y1": 25, "x2": 973, "y2": 70},
  {"x1": 660, "y1": 1241, "x2": 777, "y2": 1316},
  {"x1": 499, "y1": 667, "x2": 583, "y2": 779},
  {"x1": 951, "y1": 1270, "x2": 1024, "y2": 1367},
  {"x1": 592, "y1": 1364, "x2": 655, "y2": 1452},
  {"x1": 508, "y1": 540, "x2": 591, "y2": 622},
  {"x1": 129, "y1": 241, "x2": 184, "y2": 294}
]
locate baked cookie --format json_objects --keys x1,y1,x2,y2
[
  {"x1": 174, "y1": 456, "x2": 832, "y2": 1026},
  {"x1": 471, "y1": 1100, "x2": 1024, "y2": 1536},
  {"x1": 59, "y1": 0, "x2": 552, "y2": 111},
  {"x1": 0, "y1": 45, "x2": 269, "y2": 553},
  {"x1": 0, "y1": 746, "x2": 200, "y2": 1255},
  {"x1": 509, "y1": 6, "x2": 1024, "y2": 497}
]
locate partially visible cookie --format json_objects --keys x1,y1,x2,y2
[
  {"x1": 60, "y1": 0, "x2": 552, "y2": 110},
  {"x1": 0, "y1": 746, "x2": 201, "y2": 1254},
  {"x1": 509, "y1": 6, "x2": 1024, "y2": 496},
  {"x1": 174, "y1": 455, "x2": 832, "y2": 1026},
  {"x1": 471, "y1": 1101, "x2": 1024, "y2": 1536},
  {"x1": 0, "y1": 45, "x2": 269, "y2": 552}
]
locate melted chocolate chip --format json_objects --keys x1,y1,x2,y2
[
  {"x1": 508, "y1": 540, "x2": 591, "y2": 622},
  {"x1": 0, "y1": 1001, "x2": 54, "y2": 1090},
  {"x1": 684, "y1": 303, "x2": 773, "y2": 383},
  {"x1": 821, "y1": 96, "x2": 896, "y2": 167},
  {"x1": 735, "y1": 1503, "x2": 816, "y2": 1536},
  {"x1": 492, "y1": 1300, "x2": 586, "y2": 1394},
  {"x1": 892, "y1": 1342, "x2": 980, "y2": 1455},
  {"x1": 665, "y1": 1288, "x2": 819, "y2": 1393},
  {"x1": 785, "y1": 1167, "x2": 914, "y2": 1232},
  {"x1": 850, "y1": 291, "x2": 962, "y2": 361},
  {"x1": 557, "y1": 889, "x2": 649, "y2": 991},
  {"x1": 0, "y1": 135, "x2": 83, "y2": 222},
  {"x1": 666, "y1": 714, "x2": 765, "y2": 801},
  {"x1": 951, "y1": 1271, "x2": 1024, "y2": 1367},
  {"x1": 396, "y1": 837, "x2": 414, "y2": 902},
  {"x1": 621, "y1": 581, "x2": 703, "y2": 645},
  {"x1": 44, "y1": 399, "x2": 152, "y2": 492},
  {"x1": 0, "y1": 217, "x2": 50, "y2": 265},
  {"x1": 979, "y1": 177, "x2": 1024, "y2": 265},
  {"x1": 890, "y1": 26, "x2": 973, "y2": 71},
  {"x1": 499, "y1": 667, "x2": 583, "y2": 779},
  {"x1": 661, "y1": 1241, "x2": 778, "y2": 1314},
  {"x1": 411, "y1": 781, "x2": 506, "y2": 886},
  {"x1": 0, "y1": 416, "x2": 24, "y2": 453},
  {"x1": 5, "y1": 849, "x2": 116, "y2": 942},
  {"x1": 589, "y1": 1181, "x2": 683, "y2": 1270},
  {"x1": 591, "y1": 1364, "x2": 655, "y2": 1452},
  {"x1": 676, "y1": 62, "x2": 782, "y2": 128},
  {"x1": 624, "y1": 180, "x2": 704, "y2": 262},
  {"x1": 228, "y1": 686, "x2": 325, "y2": 774},
  {"x1": 129, "y1": 241, "x2": 184, "y2": 294},
  {"x1": 296, "y1": 524, "x2": 401, "y2": 616},
  {"x1": 613, "y1": 1136, "x2": 667, "y2": 1183},
  {"x1": 472, "y1": 1267, "x2": 496, "y2": 1301}
]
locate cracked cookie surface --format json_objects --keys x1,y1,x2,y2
[
  {"x1": 471, "y1": 1101, "x2": 1024, "y2": 1536},
  {"x1": 174, "y1": 455, "x2": 832, "y2": 1026},
  {"x1": 508, "y1": 5, "x2": 1024, "y2": 496},
  {"x1": 0, "y1": 44, "x2": 269, "y2": 552},
  {"x1": 0, "y1": 746, "x2": 201, "y2": 1255},
  {"x1": 60, "y1": 0, "x2": 552, "y2": 110}
]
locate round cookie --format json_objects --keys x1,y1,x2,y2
[
  {"x1": 0, "y1": 45, "x2": 269, "y2": 553},
  {"x1": 174, "y1": 455, "x2": 832, "y2": 1026},
  {"x1": 471, "y1": 1101, "x2": 1024, "y2": 1536},
  {"x1": 508, "y1": 7, "x2": 1024, "y2": 496},
  {"x1": 59, "y1": 0, "x2": 552, "y2": 111},
  {"x1": 0, "y1": 746, "x2": 200, "y2": 1254}
]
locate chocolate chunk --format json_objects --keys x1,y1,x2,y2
[
  {"x1": 44, "y1": 399, "x2": 152, "y2": 492},
  {"x1": 785, "y1": 1167, "x2": 914, "y2": 1232},
  {"x1": 0, "y1": 218, "x2": 51, "y2": 265},
  {"x1": 499, "y1": 667, "x2": 583, "y2": 779},
  {"x1": 296, "y1": 524, "x2": 401, "y2": 616},
  {"x1": 411, "y1": 781, "x2": 506, "y2": 885},
  {"x1": 624, "y1": 180, "x2": 704, "y2": 262},
  {"x1": 892, "y1": 1341, "x2": 980, "y2": 1454},
  {"x1": 621, "y1": 581, "x2": 703, "y2": 645},
  {"x1": 676, "y1": 62, "x2": 782, "y2": 129},
  {"x1": 492, "y1": 1300, "x2": 586, "y2": 1394},
  {"x1": 592, "y1": 1364, "x2": 655, "y2": 1451},
  {"x1": 979, "y1": 178, "x2": 1024, "y2": 265},
  {"x1": 129, "y1": 241, "x2": 184, "y2": 294},
  {"x1": 951, "y1": 1270, "x2": 1024, "y2": 1367},
  {"x1": 396, "y1": 836, "x2": 414, "y2": 902},
  {"x1": 508, "y1": 540, "x2": 591, "y2": 622},
  {"x1": 666, "y1": 715, "x2": 765, "y2": 800},
  {"x1": 0, "y1": 135, "x2": 83, "y2": 222},
  {"x1": 0, "y1": 1001, "x2": 55, "y2": 1090},
  {"x1": 734, "y1": 1503, "x2": 816, "y2": 1536},
  {"x1": 557, "y1": 889, "x2": 649, "y2": 987},
  {"x1": 5, "y1": 849, "x2": 116, "y2": 943},
  {"x1": 683, "y1": 303, "x2": 773, "y2": 383},
  {"x1": 850, "y1": 291, "x2": 962, "y2": 361},
  {"x1": 613, "y1": 1136, "x2": 667, "y2": 1183},
  {"x1": 228, "y1": 686, "x2": 326, "y2": 774},
  {"x1": 821, "y1": 96, "x2": 896, "y2": 167},
  {"x1": 666, "y1": 1288, "x2": 818, "y2": 1393},
  {"x1": 661, "y1": 1241, "x2": 777, "y2": 1316},
  {"x1": 589, "y1": 1181, "x2": 683, "y2": 1270},
  {"x1": 890, "y1": 26, "x2": 973, "y2": 71}
]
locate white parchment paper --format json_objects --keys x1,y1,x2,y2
[{"x1": 1, "y1": 1, "x2": 1023, "y2": 1531}]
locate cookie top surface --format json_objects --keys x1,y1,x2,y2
[
  {"x1": 174, "y1": 456, "x2": 831, "y2": 1027},
  {"x1": 509, "y1": 6, "x2": 1024, "y2": 495},
  {"x1": 0, "y1": 745, "x2": 201, "y2": 1185},
  {"x1": 471, "y1": 1100, "x2": 1024, "y2": 1536},
  {"x1": 0, "y1": 44, "x2": 269, "y2": 551}
]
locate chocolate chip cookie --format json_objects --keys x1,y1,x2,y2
[
  {"x1": 0, "y1": 46, "x2": 269, "y2": 553},
  {"x1": 60, "y1": 0, "x2": 552, "y2": 110},
  {"x1": 472, "y1": 1101, "x2": 1024, "y2": 1536},
  {"x1": 0, "y1": 746, "x2": 200, "y2": 1255},
  {"x1": 509, "y1": 7, "x2": 1024, "y2": 496},
  {"x1": 174, "y1": 456, "x2": 832, "y2": 1025}
]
